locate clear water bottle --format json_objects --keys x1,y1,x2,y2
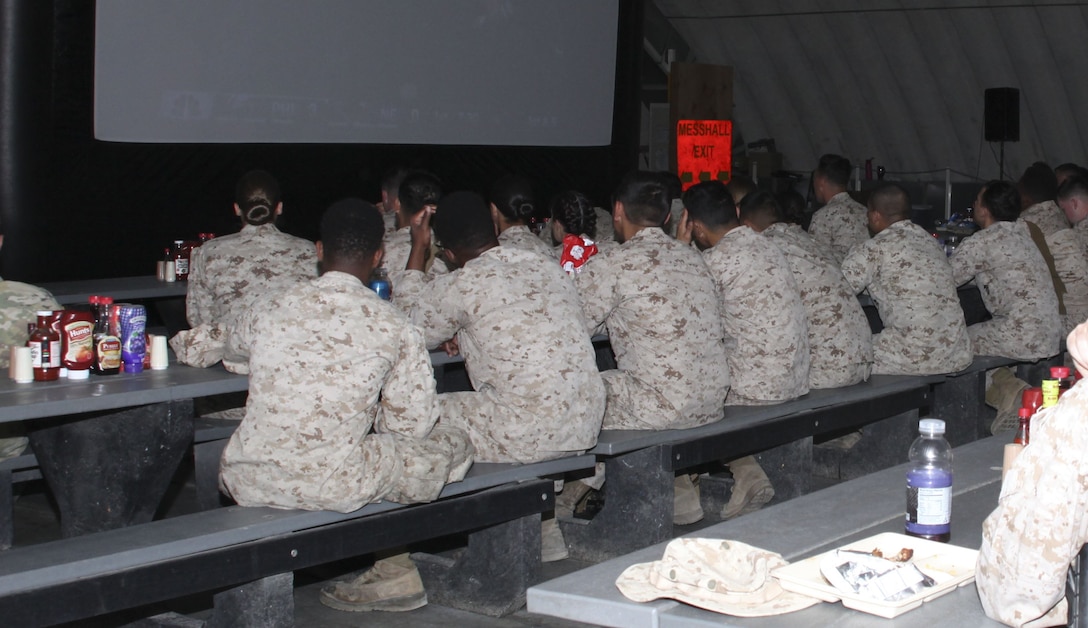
[{"x1": 905, "y1": 418, "x2": 952, "y2": 542}]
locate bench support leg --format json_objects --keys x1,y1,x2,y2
[
  {"x1": 0, "y1": 468, "x2": 11, "y2": 550},
  {"x1": 754, "y1": 437, "x2": 812, "y2": 503},
  {"x1": 205, "y1": 573, "x2": 294, "y2": 628},
  {"x1": 559, "y1": 445, "x2": 672, "y2": 563},
  {"x1": 193, "y1": 439, "x2": 229, "y2": 511},
  {"x1": 28, "y1": 400, "x2": 194, "y2": 537},
  {"x1": 932, "y1": 371, "x2": 987, "y2": 446},
  {"x1": 815, "y1": 410, "x2": 920, "y2": 481},
  {"x1": 414, "y1": 512, "x2": 541, "y2": 617}
]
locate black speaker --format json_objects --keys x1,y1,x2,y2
[{"x1": 985, "y1": 87, "x2": 1020, "y2": 142}]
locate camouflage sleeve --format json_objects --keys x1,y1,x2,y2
[
  {"x1": 977, "y1": 393, "x2": 1088, "y2": 627},
  {"x1": 374, "y1": 323, "x2": 440, "y2": 440},
  {"x1": 573, "y1": 254, "x2": 616, "y2": 335},
  {"x1": 839, "y1": 243, "x2": 873, "y2": 295},
  {"x1": 949, "y1": 235, "x2": 987, "y2": 287},
  {"x1": 222, "y1": 304, "x2": 256, "y2": 374},
  {"x1": 395, "y1": 269, "x2": 464, "y2": 349},
  {"x1": 186, "y1": 246, "x2": 211, "y2": 328}
]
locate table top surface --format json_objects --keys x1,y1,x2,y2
[
  {"x1": 0, "y1": 362, "x2": 248, "y2": 423},
  {"x1": 39, "y1": 276, "x2": 187, "y2": 305},
  {"x1": 528, "y1": 436, "x2": 1008, "y2": 628}
]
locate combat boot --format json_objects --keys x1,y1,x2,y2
[
  {"x1": 541, "y1": 516, "x2": 569, "y2": 562},
  {"x1": 319, "y1": 552, "x2": 427, "y2": 612},
  {"x1": 554, "y1": 479, "x2": 592, "y2": 519},
  {"x1": 986, "y1": 367, "x2": 1029, "y2": 434},
  {"x1": 673, "y1": 474, "x2": 704, "y2": 525},
  {"x1": 721, "y1": 456, "x2": 775, "y2": 520}
]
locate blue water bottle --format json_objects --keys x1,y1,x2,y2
[{"x1": 367, "y1": 267, "x2": 393, "y2": 301}]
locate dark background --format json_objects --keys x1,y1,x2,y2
[{"x1": 0, "y1": 0, "x2": 642, "y2": 282}]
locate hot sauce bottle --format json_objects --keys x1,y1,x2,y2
[{"x1": 28, "y1": 311, "x2": 61, "y2": 381}]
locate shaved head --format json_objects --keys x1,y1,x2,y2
[{"x1": 867, "y1": 183, "x2": 911, "y2": 223}]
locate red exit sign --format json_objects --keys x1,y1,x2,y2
[{"x1": 676, "y1": 119, "x2": 732, "y2": 191}]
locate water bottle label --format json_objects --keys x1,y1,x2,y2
[{"x1": 906, "y1": 485, "x2": 951, "y2": 533}]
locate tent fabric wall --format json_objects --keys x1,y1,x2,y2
[{"x1": 653, "y1": 0, "x2": 1088, "y2": 181}]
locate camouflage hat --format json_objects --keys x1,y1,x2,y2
[{"x1": 615, "y1": 538, "x2": 820, "y2": 617}]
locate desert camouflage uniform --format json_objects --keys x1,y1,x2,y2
[
  {"x1": 187, "y1": 223, "x2": 317, "y2": 329},
  {"x1": 575, "y1": 227, "x2": 729, "y2": 429},
  {"x1": 763, "y1": 223, "x2": 873, "y2": 388},
  {"x1": 382, "y1": 210, "x2": 397, "y2": 237},
  {"x1": 977, "y1": 379, "x2": 1088, "y2": 627},
  {"x1": 0, "y1": 279, "x2": 60, "y2": 460},
  {"x1": 951, "y1": 220, "x2": 1062, "y2": 360},
  {"x1": 396, "y1": 246, "x2": 605, "y2": 463},
  {"x1": 807, "y1": 191, "x2": 870, "y2": 265},
  {"x1": 498, "y1": 224, "x2": 555, "y2": 258},
  {"x1": 841, "y1": 220, "x2": 972, "y2": 375},
  {"x1": 594, "y1": 207, "x2": 616, "y2": 243},
  {"x1": 703, "y1": 226, "x2": 809, "y2": 403},
  {"x1": 218, "y1": 271, "x2": 473, "y2": 512},
  {"x1": 1020, "y1": 200, "x2": 1070, "y2": 238},
  {"x1": 380, "y1": 226, "x2": 448, "y2": 287},
  {"x1": 1046, "y1": 220, "x2": 1088, "y2": 336}
]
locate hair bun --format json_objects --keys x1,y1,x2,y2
[{"x1": 244, "y1": 202, "x2": 274, "y2": 225}]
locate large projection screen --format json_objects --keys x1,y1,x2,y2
[{"x1": 94, "y1": 0, "x2": 619, "y2": 146}]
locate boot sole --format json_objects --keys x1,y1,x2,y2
[
  {"x1": 721, "y1": 485, "x2": 775, "y2": 520},
  {"x1": 319, "y1": 591, "x2": 428, "y2": 613}
]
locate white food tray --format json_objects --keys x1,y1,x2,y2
[{"x1": 771, "y1": 532, "x2": 978, "y2": 619}]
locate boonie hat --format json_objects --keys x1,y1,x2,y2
[{"x1": 615, "y1": 538, "x2": 820, "y2": 617}]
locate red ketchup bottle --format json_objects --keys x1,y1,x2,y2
[
  {"x1": 59, "y1": 309, "x2": 95, "y2": 380},
  {"x1": 28, "y1": 311, "x2": 61, "y2": 381}
]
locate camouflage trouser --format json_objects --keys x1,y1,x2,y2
[
  {"x1": 439, "y1": 392, "x2": 578, "y2": 464},
  {"x1": 598, "y1": 370, "x2": 719, "y2": 431},
  {"x1": 808, "y1": 360, "x2": 871, "y2": 389},
  {"x1": 373, "y1": 425, "x2": 475, "y2": 505},
  {"x1": 969, "y1": 319, "x2": 1057, "y2": 362}
]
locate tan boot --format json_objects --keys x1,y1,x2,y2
[
  {"x1": 541, "y1": 517, "x2": 569, "y2": 562},
  {"x1": 721, "y1": 456, "x2": 775, "y2": 520},
  {"x1": 986, "y1": 367, "x2": 1029, "y2": 434},
  {"x1": 554, "y1": 479, "x2": 592, "y2": 519},
  {"x1": 673, "y1": 474, "x2": 704, "y2": 525},
  {"x1": 319, "y1": 553, "x2": 427, "y2": 612},
  {"x1": 0, "y1": 436, "x2": 28, "y2": 462}
]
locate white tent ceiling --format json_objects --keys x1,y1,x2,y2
[{"x1": 651, "y1": 0, "x2": 1088, "y2": 182}]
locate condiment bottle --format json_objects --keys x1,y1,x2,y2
[
  {"x1": 1021, "y1": 387, "x2": 1042, "y2": 416},
  {"x1": 906, "y1": 418, "x2": 952, "y2": 543},
  {"x1": 172, "y1": 240, "x2": 190, "y2": 281},
  {"x1": 90, "y1": 296, "x2": 121, "y2": 376},
  {"x1": 59, "y1": 309, "x2": 95, "y2": 380},
  {"x1": 1013, "y1": 407, "x2": 1031, "y2": 446},
  {"x1": 1052, "y1": 366, "x2": 1073, "y2": 395},
  {"x1": 1042, "y1": 371, "x2": 1061, "y2": 408},
  {"x1": 28, "y1": 311, "x2": 61, "y2": 382}
]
